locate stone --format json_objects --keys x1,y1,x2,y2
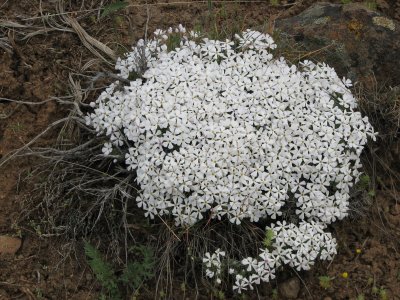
[
  {"x1": 390, "y1": 203, "x2": 400, "y2": 216},
  {"x1": 0, "y1": 235, "x2": 21, "y2": 255},
  {"x1": 276, "y1": 3, "x2": 400, "y2": 87},
  {"x1": 279, "y1": 277, "x2": 301, "y2": 299},
  {"x1": 85, "y1": 273, "x2": 93, "y2": 281}
]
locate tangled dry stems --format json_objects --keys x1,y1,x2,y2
[
  {"x1": 2, "y1": 0, "x2": 399, "y2": 296},
  {"x1": 2, "y1": 69, "x2": 263, "y2": 296},
  {"x1": 13, "y1": 80, "x2": 397, "y2": 297},
  {"x1": 20, "y1": 139, "x2": 138, "y2": 256},
  {"x1": 357, "y1": 82, "x2": 400, "y2": 143},
  {"x1": 0, "y1": 0, "x2": 116, "y2": 65}
]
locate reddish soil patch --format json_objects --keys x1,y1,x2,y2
[{"x1": 1, "y1": 1, "x2": 399, "y2": 299}]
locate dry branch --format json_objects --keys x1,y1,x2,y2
[{"x1": 57, "y1": 0, "x2": 116, "y2": 63}]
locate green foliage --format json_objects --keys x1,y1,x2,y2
[
  {"x1": 270, "y1": 0, "x2": 279, "y2": 5},
  {"x1": 34, "y1": 288, "x2": 44, "y2": 299},
  {"x1": 358, "y1": 175, "x2": 370, "y2": 190},
  {"x1": 371, "y1": 285, "x2": 379, "y2": 294},
  {"x1": 9, "y1": 122, "x2": 25, "y2": 134},
  {"x1": 341, "y1": 0, "x2": 352, "y2": 4},
  {"x1": 28, "y1": 220, "x2": 43, "y2": 236},
  {"x1": 85, "y1": 242, "x2": 155, "y2": 300},
  {"x1": 356, "y1": 294, "x2": 365, "y2": 300},
  {"x1": 372, "y1": 286, "x2": 388, "y2": 300},
  {"x1": 84, "y1": 242, "x2": 121, "y2": 299},
  {"x1": 263, "y1": 229, "x2": 275, "y2": 249},
  {"x1": 212, "y1": 289, "x2": 225, "y2": 300},
  {"x1": 207, "y1": 0, "x2": 213, "y2": 11},
  {"x1": 357, "y1": 174, "x2": 375, "y2": 197},
  {"x1": 120, "y1": 245, "x2": 155, "y2": 290},
  {"x1": 114, "y1": 15, "x2": 124, "y2": 27},
  {"x1": 318, "y1": 276, "x2": 333, "y2": 289},
  {"x1": 272, "y1": 288, "x2": 279, "y2": 299},
  {"x1": 379, "y1": 288, "x2": 388, "y2": 300},
  {"x1": 363, "y1": 1, "x2": 377, "y2": 10},
  {"x1": 195, "y1": 0, "x2": 246, "y2": 41},
  {"x1": 180, "y1": 282, "x2": 186, "y2": 292},
  {"x1": 167, "y1": 33, "x2": 183, "y2": 52},
  {"x1": 239, "y1": 294, "x2": 248, "y2": 300},
  {"x1": 101, "y1": 1, "x2": 128, "y2": 18}
]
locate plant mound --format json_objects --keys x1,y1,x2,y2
[{"x1": 86, "y1": 26, "x2": 376, "y2": 292}]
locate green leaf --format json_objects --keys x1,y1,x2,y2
[
  {"x1": 101, "y1": 1, "x2": 128, "y2": 18},
  {"x1": 379, "y1": 288, "x2": 388, "y2": 300},
  {"x1": 84, "y1": 242, "x2": 121, "y2": 299},
  {"x1": 263, "y1": 229, "x2": 275, "y2": 249},
  {"x1": 318, "y1": 276, "x2": 332, "y2": 289},
  {"x1": 356, "y1": 294, "x2": 365, "y2": 300},
  {"x1": 120, "y1": 245, "x2": 155, "y2": 290},
  {"x1": 359, "y1": 174, "x2": 370, "y2": 188},
  {"x1": 368, "y1": 189, "x2": 376, "y2": 197}
]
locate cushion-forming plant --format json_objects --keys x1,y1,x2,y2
[{"x1": 86, "y1": 26, "x2": 376, "y2": 292}]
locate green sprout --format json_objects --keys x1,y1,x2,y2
[
  {"x1": 263, "y1": 229, "x2": 275, "y2": 249},
  {"x1": 318, "y1": 276, "x2": 333, "y2": 289}
]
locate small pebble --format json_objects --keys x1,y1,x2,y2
[{"x1": 279, "y1": 277, "x2": 300, "y2": 299}]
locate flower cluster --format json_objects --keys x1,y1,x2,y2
[
  {"x1": 203, "y1": 248, "x2": 226, "y2": 284},
  {"x1": 235, "y1": 221, "x2": 336, "y2": 292},
  {"x1": 86, "y1": 26, "x2": 376, "y2": 292},
  {"x1": 203, "y1": 221, "x2": 337, "y2": 292}
]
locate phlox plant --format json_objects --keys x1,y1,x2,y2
[{"x1": 86, "y1": 25, "x2": 376, "y2": 292}]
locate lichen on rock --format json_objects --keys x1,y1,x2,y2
[
  {"x1": 373, "y1": 16, "x2": 396, "y2": 31},
  {"x1": 276, "y1": 3, "x2": 400, "y2": 86}
]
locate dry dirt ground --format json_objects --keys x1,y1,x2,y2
[{"x1": 1, "y1": 0, "x2": 400, "y2": 299}]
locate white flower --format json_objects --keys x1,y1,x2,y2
[
  {"x1": 206, "y1": 269, "x2": 215, "y2": 278},
  {"x1": 241, "y1": 257, "x2": 258, "y2": 272},
  {"x1": 101, "y1": 142, "x2": 113, "y2": 155},
  {"x1": 233, "y1": 275, "x2": 249, "y2": 294},
  {"x1": 87, "y1": 25, "x2": 376, "y2": 292}
]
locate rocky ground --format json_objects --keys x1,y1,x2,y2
[{"x1": 1, "y1": 0, "x2": 400, "y2": 299}]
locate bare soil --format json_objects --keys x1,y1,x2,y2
[{"x1": 1, "y1": 0, "x2": 399, "y2": 299}]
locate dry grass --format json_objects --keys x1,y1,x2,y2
[
  {"x1": 0, "y1": 0, "x2": 116, "y2": 64},
  {"x1": 2, "y1": 1, "x2": 400, "y2": 298},
  {"x1": 357, "y1": 80, "x2": 400, "y2": 143}
]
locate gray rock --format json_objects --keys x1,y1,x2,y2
[
  {"x1": 0, "y1": 235, "x2": 21, "y2": 255},
  {"x1": 279, "y1": 277, "x2": 301, "y2": 299},
  {"x1": 276, "y1": 2, "x2": 400, "y2": 87}
]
